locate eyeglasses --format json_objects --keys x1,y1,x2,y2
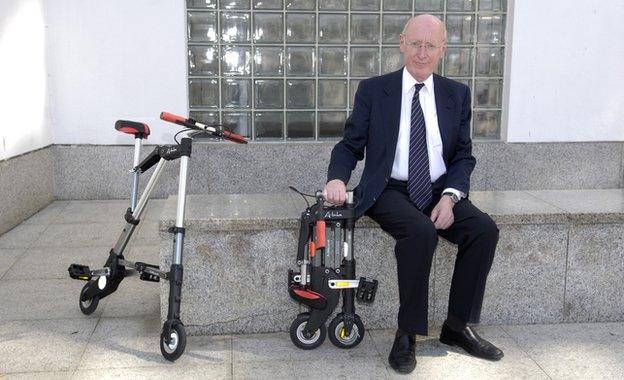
[{"x1": 404, "y1": 40, "x2": 441, "y2": 53}]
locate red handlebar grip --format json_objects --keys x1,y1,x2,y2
[
  {"x1": 160, "y1": 111, "x2": 187, "y2": 125},
  {"x1": 222, "y1": 130, "x2": 248, "y2": 144}
]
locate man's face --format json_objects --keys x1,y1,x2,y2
[{"x1": 399, "y1": 18, "x2": 446, "y2": 82}]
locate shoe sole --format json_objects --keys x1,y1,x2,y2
[
  {"x1": 388, "y1": 357, "x2": 416, "y2": 374},
  {"x1": 439, "y1": 336, "x2": 504, "y2": 361}
]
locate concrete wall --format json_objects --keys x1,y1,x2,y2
[
  {"x1": 0, "y1": 147, "x2": 54, "y2": 235},
  {"x1": 52, "y1": 142, "x2": 624, "y2": 200}
]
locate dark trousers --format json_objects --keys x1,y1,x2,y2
[{"x1": 365, "y1": 179, "x2": 499, "y2": 335}]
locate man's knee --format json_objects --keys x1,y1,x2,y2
[
  {"x1": 473, "y1": 214, "x2": 499, "y2": 241},
  {"x1": 403, "y1": 220, "x2": 438, "y2": 246}
]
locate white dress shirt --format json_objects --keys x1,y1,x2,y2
[{"x1": 390, "y1": 68, "x2": 464, "y2": 200}]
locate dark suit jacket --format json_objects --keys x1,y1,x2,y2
[{"x1": 327, "y1": 69, "x2": 476, "y2": 217}]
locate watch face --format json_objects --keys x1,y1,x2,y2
[{"x1": 444, "y1": 192, "x2": 459, "y2": 202}]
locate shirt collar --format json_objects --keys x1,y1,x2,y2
[{"x1": 402, "y1": 67, "x2": 434, "y2": 95}]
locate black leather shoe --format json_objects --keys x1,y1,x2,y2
[
  {"x1": 439, "y1": 323, "x2": 504, "y2": 361},
  {"x1": 388, "y1": 330, "x2": 417, "y2": 373}
]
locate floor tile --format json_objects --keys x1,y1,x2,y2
[
  {"x1": 0, "y1": 318, "x2": 96, "y2": 373},
  {"x1": 78, "y1": 317, "x2": 231, "y2": 370},
  {"x1": 503, "y1": 322, "x2": 624, "y2": 379}
]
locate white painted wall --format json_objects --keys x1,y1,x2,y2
[
  {"x1": 46, "y1": 0, "x2": 188, "y2": 145},
  {"x1": 0, "y1": 0, "x2": 51, "y2": 160},
  {"x1": 506, "y1": 0, "x2": 624, "y2": 142},
  {"x1": 2, "y1": 0, "x2": 623, "y2": 156}
]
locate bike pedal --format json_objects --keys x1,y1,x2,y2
[
  {"x1": 356, "y1": 277, "x2": 378, "y2": 304},
  {"x1": 140, "y1": 272, "x2": 160, "y2": 282},
  {"x1": 135, "y1": 261, "x2": 159, "y2": 272},
  {"x1": 68, "y1": 264, "x2": 92, "y2": 281}
]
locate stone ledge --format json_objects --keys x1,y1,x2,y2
[
  {"x1": 158, "y1": 189, "x2": 624, "y2": 335},
  {"x1": 159, "y1": 189, "x2": 624, "y2": 231}
]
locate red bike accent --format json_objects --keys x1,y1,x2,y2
[
  {"x1": 292, "y1": 288, "x2": 322, "y2": 300},
  {"x1": 114, "y1": 120, "x2": 150, "y2": 138}
]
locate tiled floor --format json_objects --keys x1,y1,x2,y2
[{"x1": 0, "y1": 200, "x2": 623, "y2": 379}]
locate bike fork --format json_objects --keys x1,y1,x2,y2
[{"x1": 164, "y1": 138, "x2": 191, "y2": 340}]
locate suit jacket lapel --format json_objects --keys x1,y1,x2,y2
[
  {"x1": 382, "y1": 69, "x2": 404, "y2": 168},
  {"x1": 433, "y1": 74, "x2": 455, "y2": 160}
]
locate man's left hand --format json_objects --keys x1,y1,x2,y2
[{"x1": 430, "y1": 196, "x2": 455, "y2": 230}]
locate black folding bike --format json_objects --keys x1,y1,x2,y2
[{"x1": 68, "y1": 112, "x2": 246, "y2": 361}]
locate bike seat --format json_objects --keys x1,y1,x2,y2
[{"x1": 114, "y1": 120, "x2": 150, "y2": 139}]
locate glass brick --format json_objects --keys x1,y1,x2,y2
[
  {"x1": 189, "y1": 111, "x2": 220, "y2": 141},
  {"x1": 221, "y1": 13, "x2": 250, "y2": 43},
  {"x1": 253, "y1": 0, "x2": 283, "y2": 9},
  {"x1": 478, "y1": 15, "x2": 505, "y2": 44},
  {"x1": 479, "y1": 0, "x2": 507, "y2": 12},
  {"x1": 319, "y1": 47, "x2": 348, "y2": 76},
  {"x1": 414, "y1": 0, "x2": 443, "y2": 12},
  {"x1": 254, "y1": 112, "x2": 284, "y2": 139},
  {"x1": 319, "y1": 0, "x2": 347, "y2": 10},
  {"x1": 187, "y1": 12, "x2": 217, "y2": 42},
  {"x1": 350, "y1": 47, "x2": 379, "y2": 76},
  {"x1": 286, "y1": 0, "x2": 315, "y2": 10},
  {"x1": 220, "y1": 0, "x2": 251, "y2": 9},
  {"x1": 444, "y1": 47, "x2": 472, "y2": 76},
  {"x1": 222, "y1": 112, "x2": 251, "y2": 137},
  {"x1": 221, "y1": 46, "x2": 251, "y2": 76},
  {"x1": 447, "y1": 0, "x2": 474, "y2": 11},
  {"x1": 319, "y1": 14, "x2": 348, "y2": 44},
  {"x1": 384, "y1": 0, "x2": 411, "y2": 11},
  {"x1": 189, "y1": 111, "x2": 219, "y2": 126},
  {"x1": 222, "y1": 79, "x2": 251, "y2": 108},
  {"x1": 476, "y1": 47, "x2": 504, "y2": 76},
  {"x1": 319, "y1": 80, "x2": 347, "y2": 109},
  {"x1": 319, "y1": 112, "x2": 346, "y2": 138},
  {"x1": 449, "y1": 78, "x2": 472, "y2": 91},
  {"x1": 473, "y1": 110, "x2": 500, "y2": 139},
  {"x1": 382, "y1": 47, "x2": 403, "y2": 74},
  {"x1": 286, "y1": 13, "x2": 315, "y2": 43},
  {"x1": 254, "y1": 13, "x2": 284, "y2": 43},
  {"x1": 474, "y1": 79, "x2": 502, "y2": 108},
  {"x1": 286, "y1": 47, "x2": 315, "y2": 76},
  {"x1": 188, "y1": 46, "x2": 219, "y2": 75},
  {"x1": 255, "y1": 79, "x2": 284, "y2": 108},
  {"x1": 446, "y1": 15, "x2": 474, "y2": 44},
  {"x1": 351, "y1": 0, "x2": 380, "y2": 11},
  {"x1": 351, "y1": 14, "x2": 380, "y2": 44},
  {"x1": 383, "y1": 14, "x2": 410, "y2": 44},
  {"x1": 254, "y1": 47, "x2": 283, "y2": 75},
  {"x1": 187, "y1": 0, "x2": 217, "y2": 8},
  {"x1": 349, "y1": 79, "x2": 361, "y2": 108},
  {"x1": 287, "y1": 80, "x2": 315, "y2": 108},
  {"x1": 287, "y1": 112, "x2": 315, "y2": 139},
  {"x1": 189, "y1": 79, "x2": 219, "y2": 108}
]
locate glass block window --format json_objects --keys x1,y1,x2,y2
[{"x1": 186, "y1": 0, "x2": 507, "y2": 141}]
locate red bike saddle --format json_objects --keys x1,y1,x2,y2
[{"x1": 114, "y1": 120, "x2": 150, "y2": 139}]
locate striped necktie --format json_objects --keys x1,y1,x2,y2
[{"x1": 407, "y1": 83, "x2": 432, "y2": 210}]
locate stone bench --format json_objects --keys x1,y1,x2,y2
[{"x1": 158, "y1": 189, "x2": 624, "y2": 335}]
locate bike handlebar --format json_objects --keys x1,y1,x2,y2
[{"x1": 159, "y1": 111, "x2": 247, "y2": 144}]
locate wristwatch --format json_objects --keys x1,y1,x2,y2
[{"x1": 442, "y1": 191, "x2": 460, "y2": 203}]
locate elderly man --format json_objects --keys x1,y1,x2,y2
[{"x1": 323, "y1": 15, "x2": 503, "y2": 373}]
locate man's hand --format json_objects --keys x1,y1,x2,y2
[
  {"x1": 323, "y1": 179, "x2": 347, "y2": 205},
  {"x1": 430, "y1": 195, "x2": 456, "y2": 230}
]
